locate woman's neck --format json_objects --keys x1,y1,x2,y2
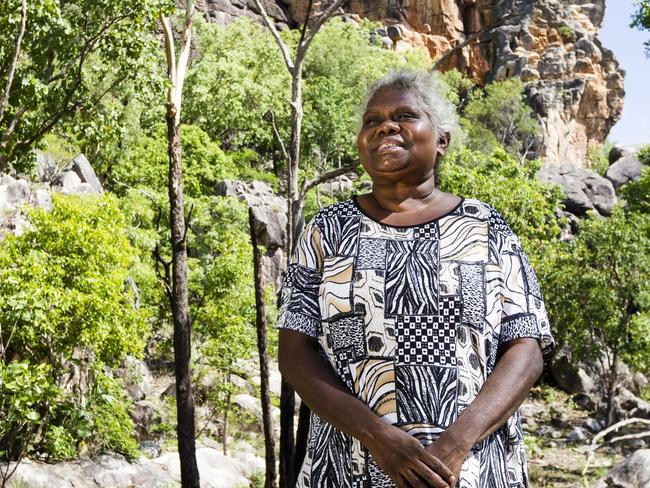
[{"x1": 370, "y1": 178, "x2": 441, "y2": 213}]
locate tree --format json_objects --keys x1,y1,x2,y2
[
  {"x1": 461, "y1": 78, "x2": 541, "y2": 161},
  {"x1": 632, "y1": 0, "x2": 650, "y2": 54},
  {"x1": 0, "y1": 0, "x2": 162, "y2": 172},
  {"x1": 539, "y1": 207, "x2": 650, "y2": 425},
  {"x1": 159, "y1": 2, "x2": 200, "y2": 486},
  {"x1": 0, "y1": 194, "x2": 145, "y2": 485}
]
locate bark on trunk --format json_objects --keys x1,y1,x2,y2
[
  {"x1": 279, "y1": 378, "x2": 296, "y2": 488},
  {"x1": 249, "y1": 208, "x2": 279, "y2": 488},
  {"x1": 166, "y1": 106, "x2": 200, "y2": 488}
]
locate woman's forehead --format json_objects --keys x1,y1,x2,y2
[{"x1": 365, "y1": 88, "x2": 421, "y2": 112}]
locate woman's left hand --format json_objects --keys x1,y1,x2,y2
[{"x1": 425, "y1": 433, "x2": 468, "y2": 486}]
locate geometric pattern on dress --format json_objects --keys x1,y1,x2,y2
[
  {"x1": 460, "y1": 199, "x2": 490, "y2": 220},
  {"x1": 395, "y1": 364, "x2": 457, "y2": 428},
  {"x1": 459, "y1": 262, "x2": 486, "y2": 330},
  {"x1": 478, "y1": 430, "x2": 509, "y2": 488},
  {"x1": 501, "y1": 313, "x2": 538, "y2": 344},
  {"x1": 319, "y1": 214, "x2": 361, "y2": 258},
  {"x1": 330, "y1": 314, "x2": 366, "y2": 360},
  {"x1": 285, "y1": 263, "x2": 322, "y2": 320},
  {"x1": 527, "y1": 295, "x2": 554, "y2": 357},
  {"x1": 458, "y1": 452, "x2": 480, "y2": 488},
  {"x1": 357, "y1": 238, "x2": 387, "y2": 269},
  {"x1": 293, "y1": 220, "x2": 324, "y2": 270},
  {"x1": 335, "y1": 348, "x2": 356, "y2": 392},
  {"x1": 359, "y1": 218, "x2": 414, "y2": 240},
  {"x1": 395, "y1": 297, "x2": 461, "y2": 366},
  {"x1": 439, "y1": 260, "x2": 460, "y2": 295},
  {"x1": 439, "y1": 215, "x2": 489, "y2": 262},
  {"x1": 519, "y1": 250, "x2": 542, "y2": 299},
  {"x1": 351, "y1": 359, "x2": 396, "y2": 423},
  {"x1": 277, "y1": 310, "x2": 320, "y2": 338},
  {"x1": 385, "y1": 239, "x2": 438, "y2": 316},
  {"x1": 500, "y1": 251, "x2": 528, "y2": 317},
  {"x1": 353, "y1": 269, "x2": 396, "y2": 357},
  {"x1": 367, "y1": 454, "x2": 395, "y2": 488},
  {"x1": 321, "y1": 256, "x2": 354, "y2": 319},
  {"x1": 413, "y1": 221, "x2": 439, "y2": 240},
  {"x1": 399, "y1": 423, "x2": 445, "y2": 445},
  {"x1": 456, "y1": 324, "x2": 486, "y2": 406},
  {"x1": 310, "y1": 421, "x2": 353, "y2": 488},
  {"x1": 351, "y1": 438, "x2": 368, "y2": 479}
]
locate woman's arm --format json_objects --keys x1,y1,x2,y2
[
  {"x1": 425, "y1": 338, "x2": 544, "y2": 480},
  {"x1": 279, "y1": 329, "x2": 456, "y2": 488}
]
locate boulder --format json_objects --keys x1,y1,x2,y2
[
  {"x1": 537, "y1": 164, "x2": 617, "y2": 216},
  {"x1": 550, "y1": 346, "x2": 596, "y2": 394},
  {"x1": 567, "y1": 427, "x2": 586, "y2": 442},
  {"x1": 131, "y1": 401, "x2": 155, "y2": 439},
  {"x1": 595, "y1": 449, "x2": 650, "y2": 488},
  {"x1": 71, "y1": 153, "x2": 104, "y2": 193},
  {"x1": 609, "y1": 145, "x2": 637, "y2": 165},
  {"x1": 60, "y1": 170, "x2": 82, "y2": 193},
  {"x1": 605, "y1": 156, "x2": 643, "y2": 189},
  {"x1": 216, "y1": 179, "x2": 287, "y2": 251},
  {"x1": 116, "y1": 356, "x2": 153, "y2": 401}
]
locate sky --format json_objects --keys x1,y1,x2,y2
[{"x1": 599, "y1": 0, "x2": 650, "y2": 146}]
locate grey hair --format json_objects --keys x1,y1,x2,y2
[{"x1": 357, "y1": 69, "x2": 460, "y2": 140}]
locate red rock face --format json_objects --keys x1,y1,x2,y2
[{"x1": 199, "y1": 0, "x2": 624, "y2": 166}]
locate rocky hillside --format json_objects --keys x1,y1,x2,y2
[{"x1": 206, "y1": 0, "x2": 624, "y2": 167}]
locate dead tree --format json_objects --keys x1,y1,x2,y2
[
  {"x1": 251, "y1": 1, "x2": 350, "y2": 486},
  {"x1": 160, "y1": 2, "x2": 200, "y2": 487}
]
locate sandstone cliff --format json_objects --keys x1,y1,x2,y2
[{"x1": 201, "y1": 0, "x2": 624, "y2": 166}]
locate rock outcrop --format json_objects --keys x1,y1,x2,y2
[
  {"x1": 536, "y1": 163, "x2": 616, "y2": 216},
  {"x1": 595, "y1": 449, "x2": 650, "y2": 488},
  {"x1": 204, "y1": 0, "x2": 625, "y2": 166}
]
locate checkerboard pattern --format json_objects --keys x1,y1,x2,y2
[
  {"x1": 395, "y1": 298, "x2": 461, "y2": 366},
  {"x1": 413, "y1": 222, "x2": 438, "y2": 240}
]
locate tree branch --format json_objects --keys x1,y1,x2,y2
[
  {"x1": 160, "y1": 13, "x2": 177, "y2": 104},
  {"x1": 0, "y1": 0, "x2": 27, "y2": 122},
  {"x1": 299, "y1": 0, "x2": 347, "y2": 57},
  {"x1": 252, "y1": 0, "x2": 295, "y2": 73},
  {"x1": 173, "y1": 2, "x2": 194, "y2": 123},
  {"x1": 300, "y1": 162, "x2": 358, "y2": 198},
  {"x1": 264, "y1": 109, "x2": 288, "y2": 161}
]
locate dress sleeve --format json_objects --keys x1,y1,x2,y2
[
  {"x1": 275, "y1": 218, "x2": 324, "y2": 338},
  {"x1": 491, "y1": 209, "x2": 555, "y2": 357}
]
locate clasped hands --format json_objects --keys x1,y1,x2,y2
[{"x1": 365, "y1": 422, "x2": 469, "y2": 488}]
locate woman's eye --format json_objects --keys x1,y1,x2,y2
[
  {"x1": 364, "y1": 118, "x2": 378, "y2": 126},
  {"x1": 398, "y1": 112, "x2": 415, "y2": 120}
]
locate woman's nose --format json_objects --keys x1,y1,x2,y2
[{"x1": 377, "y1": 119, "x2": 400, "y2": 134}]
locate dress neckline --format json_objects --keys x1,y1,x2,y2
[{"x1": 350, "y1": 194, "x2": 465, "y2": 229}]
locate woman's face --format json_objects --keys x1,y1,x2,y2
[{"x1": 356, "y1": 88, "x2": 449, "y2": 184}]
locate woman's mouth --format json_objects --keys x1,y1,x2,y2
[{"x1": 376, "y1": 143, "x2": 403, "y2": 153}]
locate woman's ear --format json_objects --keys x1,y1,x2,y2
[{"x1": 437, "y1": 131, "x2": 451, "y2": 156}]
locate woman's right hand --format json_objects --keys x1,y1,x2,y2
[{"x1": 364, "y1": 423, "x2": 456, "y2": 488}]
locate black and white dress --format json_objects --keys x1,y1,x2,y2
[{"x1": 276, "y1": 196, "x2": 554, "y2": 488}]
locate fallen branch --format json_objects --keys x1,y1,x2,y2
[{"x1": 582, "y1": 417, "x2": 650, "y2": 478}]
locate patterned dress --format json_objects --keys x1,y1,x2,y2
[{"x1": 276, "y1": 196, "x2": 554, "y2": 488}]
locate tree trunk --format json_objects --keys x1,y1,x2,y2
[
  {"x1": 223, "y1": 373, "x2": 231, "y2": 456},
  {"x1": 279, "y1": 378, "x2": 296, "y2": 488},
  {"x1": 294, "y1": 402, "x2": 310, "y2": 475},
  {"x1": 249, "y1": 208, "x2": 278, "y2": 488},
  {"x1": 606, "y1": 354, "x2": 619, "y2": 427},
  {"x1": 166, "y1": 105, "x2": 200, "y2": 488}
]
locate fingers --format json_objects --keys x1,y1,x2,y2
[
  {"x1": 419, "y1": 449, "x2": 455, "y2": 484},
  {"x1": 411, "y1": 459, "x2": 452, "y2": 488}
]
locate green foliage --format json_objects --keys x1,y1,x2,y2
[
  {"x1": 540, "y1": 207, "x2": 650, "y2": 370},
  {"x1": 0, "y1": 194, "x2": 148, "y2": 367},
  {"x1": 586, "y1": 140, "x2": 614, "y2": 175},
  {"x1": 0, "y1": 195, "x2": 145, "y2": 462},
  {"x1": 0, "y1": 361, "x2": 60, "y2": 460},
  {"x1": 461, "y1": 78, "x2": 540, "y2": 158},
  {"x1": 637, "y1": 144, "x2": 650, "y2": 166},
  {"x1": 184, "y1": 17, "x2": 430, "y2": 173},
  {"x1": 438, "y1": 147, "x2": 562, "y2": 248},
  {"x1": 620, "y1": 166, "x2": 650, "y2": 214},
  {"x1": 557, "y1": 25, "x2": 575, "y2": 41},
  {"x1": 438, "y1": 69, "x2": 474, "y2": 109},
  {"x1": 0, "y1": 0, "x2": 172, "y2": 172},
  {"x1": 632, "y1": 0, "x2": 650, "y2": 54}
]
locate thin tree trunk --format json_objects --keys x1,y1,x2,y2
[
  {"x1": 279, "y1": 378, "x2": 296, "y2": 488},
  {"x1": 223, "y1": 373, "x2": 231, "y2": 456},
  {"x1": 294, "y1": 402, "x2": 310, "y2": 476},
  {"x1": 249, "y1": 208, "x2": 278, "y2": 488},
  {"x1": 166, "y1": 105, "x2": 200, "y2": 488},
  {"x1": 606, "y1": 354, "x2": 619, "y2": 427}
]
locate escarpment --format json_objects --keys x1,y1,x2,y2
[{"x1": 201, "y1": 0, "x2": 624, "y2": 166}]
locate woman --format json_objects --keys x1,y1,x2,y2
[{"x1": 276, "y1": 70, "x2": 554, "y2": 488}]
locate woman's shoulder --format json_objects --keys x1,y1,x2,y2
[{"x1": 310, "y1": 198, "x2": 361, "y2": 224}]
